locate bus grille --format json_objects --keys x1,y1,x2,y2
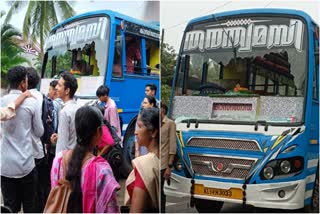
[
  {"x1": 187, "y1": 137, "x2": 261, "y2": 152},
  {"x1": 189, "y1": 154, "x2": 256, "y2": 179}
]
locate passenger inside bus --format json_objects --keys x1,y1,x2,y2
[
  {"x1": 125, "y1": 36, "x2": 141, "y2": 73},
  {"x1": 146, "y1": 39, "x2": 160, "y2": 75},
  {"x1": 70, "y1": 43, "x2": 98, "y2": 76}
]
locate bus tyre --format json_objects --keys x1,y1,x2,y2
[
  {"x1": 121, "y1": 116, "x2": 137, "y2": 178},
  {"x1": 194, "y1": 199, "x2": 223, "y2": 213},
  {"x1": 304, "y1": 166, "x2": 319, "y2": 213}
]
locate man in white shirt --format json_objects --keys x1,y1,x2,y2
[
  {"x1": 1, "y1": 66, "x2": 44, "y2": 213},
  {"x1": 26, "y1": 67, "x2": 49, "y2": 212},
  {"x1": 50, "y1": 72, "x2": 79, "y2": 154}
]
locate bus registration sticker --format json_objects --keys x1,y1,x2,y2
[{"x1": 194, "y1": 184, "x2": 243, "y2": 200}]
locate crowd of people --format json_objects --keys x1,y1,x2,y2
[{"x1": 0, "y1": 65, "x2": 176, "y2": 213}]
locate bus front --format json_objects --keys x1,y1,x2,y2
[
  {"x1": 41, "y1": 15, "x2": 109, "y2": 99},
  {"x1": 166, "y1": 10, "x2": 319, "y2": 212}
]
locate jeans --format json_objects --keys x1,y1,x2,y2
[
  {"x1": 34, "y1": 157, "x2": 51, "y2": 212},
  {"x1": 1, "y1": 168, "x2": 37, "y2": 213}
]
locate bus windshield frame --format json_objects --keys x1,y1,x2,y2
[
  {"x1": 42, "y1": 15, "x2": 110, "y2": 80},
  {"x1": 172, "y1": 14, "x2": 309, "y2": 125}
]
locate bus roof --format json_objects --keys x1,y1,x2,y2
[
  {"x1": 188, "y1": 8, "x2": 317, "y2": 26},
  {"x1": 51, "y1": 9, "x2": 159, "y2": 32}
]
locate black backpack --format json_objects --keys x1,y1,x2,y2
[{"x1": 40, "y1": 94, "x2": 55, "y2": 145}]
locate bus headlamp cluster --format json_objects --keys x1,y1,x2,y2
[{"x1": 261, "y1": 157, "x2": 304, "y2": 180}]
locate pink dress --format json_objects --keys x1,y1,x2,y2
[{"x1": 51, "y1": 151, "x2": 120, "y2": 213}]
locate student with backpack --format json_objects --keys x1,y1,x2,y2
[
  {"x1": 45, "y1": 106, "x2": 120, "y2": 213},
  {"x1": 27, "y1": 67, "x2": 51, "y2": 212},
  {"x1": 46, "y1": 80, "x2": 63, "y2": 169}
]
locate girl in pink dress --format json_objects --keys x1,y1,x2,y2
[{"x1": 50, "y1": 106, "x2": 120, "y2": 213}]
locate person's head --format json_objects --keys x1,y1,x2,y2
[
  {"x1": 142, "y1": 95, "x2": 157, "y2": 109},
  {"x1": 26, "y1": 67, "x2": 40, "y2": 89},
  {"x1": 135, "y1": 107, "x2": 159, "y2": 148},
  {"x1": 7, "y1": 66, "x2": 28, "y2": 92},
  {"x1": 66, "y1": 105, "x2": 104, "y2": 212},
  {"x1": 75, "y1": 106, "x2": 104, "y2": 149},
  {"x1": 96, "y1": 85, "x2": 110, "y2": 102},
  {"x1": 56, "y1": 72, "x2": 78, "y2": 101},
  {"x1": 48, "y1": 80, "x2": 58, "y2": 99},
  {"x1": 145, "y1": 83, "x2": 157, "y2": 96},
  {"x1": 160, "y1": 102, "x2": 168, "y2": 120}
]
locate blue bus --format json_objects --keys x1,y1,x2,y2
[
  {"x1": 41, "y1": 10, "x2": 160, "y2": 172},
  {"x1": 165, "y1": 9, "x2": 319, "y2": 212}
]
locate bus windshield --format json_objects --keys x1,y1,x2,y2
[
  {"x1": 173, "y1": 15, "x2": 308, "y2": 125},
  {"x1": 42, "y1": 16, "x2": 109, "y2": 80}
]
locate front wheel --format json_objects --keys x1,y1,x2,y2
[
  {"x1": 121, "y1": 116, "x2": 137, "y2": 178},
  {"x1": 194, "y1": 199, "x2": 224, "y2": 213}
]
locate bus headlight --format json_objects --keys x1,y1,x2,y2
[
  {"x1": 263, "y1": 166, "x2": 274, "y2": 180},
  {"x1": 280, "y1": 160, "x2": 291, "y2": 173},
  {"x1": 260, "y1": 157, "x2": 304, "y2": 180}
]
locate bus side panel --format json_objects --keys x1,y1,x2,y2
[{"x1": 109, "y1": 75, "x2": 159, "y2": 129}]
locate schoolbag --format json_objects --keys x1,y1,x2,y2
[
  {"x1": 44, "y1": 151, "x2": 72, "y2": 213},
  {"x1": 41, "y1": 94, "x2": 55, "y2": 145}
]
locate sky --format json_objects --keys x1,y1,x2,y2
[
  {"x1": 1, "y1": 0, "x2": 319, "y2": 52},
  {"x1": 161, "y1": 0, "x2": 320, "y2": 52},
  {"x1": 1, "y1": 0, "x2": 159, "y2": 30}
]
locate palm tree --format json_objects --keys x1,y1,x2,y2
[
  {"x1": 1, "y1": 12, "x2": 30, "y2": 73},
  {"x1": 4, "y1": 0, "x2": 75, "y2": 58},
  {"x1": 1, "y1": 21, "x2": 31, "y2": 88}
]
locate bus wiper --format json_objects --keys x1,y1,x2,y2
[
  {"x1": 186, "y1": 119, "x2": 199, "y2": 128},
  {"x1": 254, "y1": 120, "x2": 269, "y2": 132}
]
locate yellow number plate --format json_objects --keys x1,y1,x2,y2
[{"x1": 194, "y1": 184, "x2": 243, "y2": 200}]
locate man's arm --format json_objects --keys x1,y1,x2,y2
[
  {"x1": 56, "y1": 110, "x2": 69, "y2": 149},
  {"x1": 0, "y1": 104, "x2": 16, "y2": 121},
  {"x1": 108, "y1": 106, "x2": 121, "y2": 138},
  {"x1": 0, "y1": 91, "x2": 33, "y2": 121},
  {"x1": 164, "y1": 121, "x2": 177, "y2": 181},
  {"x1": 14, "y1": 90, "x2": 32, "y2": 109}
]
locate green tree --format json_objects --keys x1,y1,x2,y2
[
  {"x1": 1, "y1": 22, "x2": 31, "y2": 87},
  {"x1": 161, "y1": 42, "x2": 177, "y2": 105},
  {"x1": 161, "y1": 42, "x2": 177, "y2": 85},
  {"x1": 4, "y1": 0, "x2": 75, "y2": 58}
]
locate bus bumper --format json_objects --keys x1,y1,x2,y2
[{"x1": 164, "y1": 173, "x2": 306, "y2": 210}]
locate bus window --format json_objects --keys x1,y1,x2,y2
[
  {"x1": 70, "y1": 42, "x2": 98, "y2": 76},
  {"x1": 146, "y1": 38, "x2": 160, "y2": 75},
  {"x1": 113, "y1": 26, "x2": 122, "y2": 78},
  {"x1": 125, "y1": 35, "x2": 142, "y2": 73}
]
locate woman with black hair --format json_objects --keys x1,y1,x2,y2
[
  {"x1": 49, "y1": 106, "x2": 120, "y2": 213},
  {"x1": 142, "y1": 95, "x2": 157, "y2": 109},
  {"x1": 135, "y1": 95, "x2": 158, "y2": 157},
  {"x1": 125, "y1": 107, "x2": 160, "y2": 213}
]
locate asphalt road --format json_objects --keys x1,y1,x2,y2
[{"x1": 165, "y1": 195, "x2": 305, "y2": 213}]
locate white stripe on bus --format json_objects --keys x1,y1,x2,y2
[
  {"x1": 306, "y1": 174, "x2": 316, "y2": 184},
  {"x1": 304, "y1": 189, "x2": 313, "y2": 199},
  {"x1": 307, "y1": 159, "x2": 319, "y2": 168}
]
